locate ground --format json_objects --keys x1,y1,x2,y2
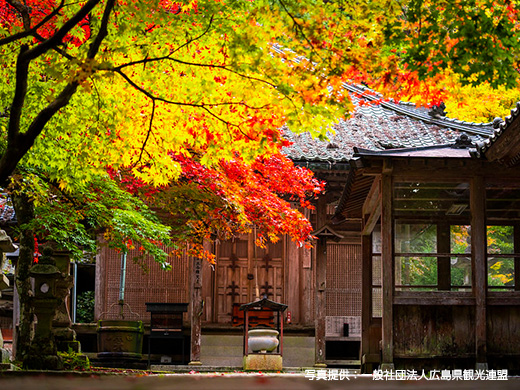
[{"x1": 0, "y1": 372, "x2": 519, "y2": 390}]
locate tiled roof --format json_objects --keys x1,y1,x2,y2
[
  {"x1": 283, "y1": 83, "x2": 494, "y2": 163},
  {"x1": 475, "y1": 101, "x2": 520, "y2": 157}
]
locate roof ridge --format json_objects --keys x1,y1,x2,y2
[
  {"x1": 477, "y1": 101, "x2": 520, "y2": 155},
  {"x1": 343, "y1": 83, "x2": 494, "y2": 137}
]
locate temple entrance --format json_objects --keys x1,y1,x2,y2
[{"x1": 213, "y1": 234, "x2": 284, "y2": 324}]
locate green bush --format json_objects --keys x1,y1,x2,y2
[
  {"x1": 76, "y1": 290, "x2": 95, "y2": 323},
  {"x1": 58, "y1": 348, "x2": 91, "y2": 371}
]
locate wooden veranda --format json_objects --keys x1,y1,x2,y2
[{"x1": 334, "y1": 115, "x2": 520, "y2": 372}]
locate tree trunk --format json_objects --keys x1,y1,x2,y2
[{"x1": 13, "y1": 192, "x2": 35, "y2": 362}]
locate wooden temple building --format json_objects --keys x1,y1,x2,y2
[
  {"x1": 92, "y1": 84, "x2": 520, "y2": 370},
  {"x1": 333, "y1": 101, "x2": 520, "y2": 371}
]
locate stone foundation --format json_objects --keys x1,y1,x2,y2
[{"x1": 243, "y1": 354, "x2": 282, "y2": 371}]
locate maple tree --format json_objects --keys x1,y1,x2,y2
[
  {"x1": 1, "y1": 0, "x2": 519, "y2": 367},
  {"x1": 0, "y1": 0, "x2": 518, "y2": 279},
  {"x1": 1, "y1": 0, "x2": 519, "y2": 266}
]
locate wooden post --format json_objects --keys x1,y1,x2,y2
[
  {"x1": 471, "y1": 176, "x2": 487, "y2": 369},
  {"x1": 380, "y1": 173, "x2": 394, "y2": 370},
  {"x1": 515, "y1": 224, "x2": 520, "y2": 291},
  {"x1": 189, "y1": 253, "x2": 204, "y2": 365},
  {"x1": 286, "y1": 237, "x2": 300, "y2": 323},
  {"x1": 361, "y1": 233, "x2": 373, "y2": 372},
  {"x1": 94, "y1": 243, "x2": 106, "y2": 322},
  {"x1": 314, "y1": 195, "x2": 327, "y2": 367}
]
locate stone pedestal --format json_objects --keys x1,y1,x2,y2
[
  {"x1": 25, "y1": 297, "x2": 63, "y2": 370},
  {"x1": 52, "y1": 252, "x2": 80, "y2": 352},
  {"x1": 243, "y1": 354, "x2": 282, "y2": 371}
]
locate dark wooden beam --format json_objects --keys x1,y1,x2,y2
[
  {"x1": 515, "y1": 224, "x2": 520, "y2": 291},
  {"x1": 391, "y1": 162, "x2": 520, "y2": 180},
  {"x1": 362, "y1": 178, "x2": 381, "y2": 236},
  {"x1": 362, "y1": 178, "x2": 381, "y2": 218},
  {"x1": 362, "y1": 200, "x2": 381, "y2": 236},
  {"x1": 189, "y1": 249, "x2": 204, "y2": 366},
  {"x1": 380, "y1": 172, "x2": 394, "y2": 370},
  {"x1": 471, "y1": 175, "x2": 487, "y2": 369},
  {"x1": 361, "y1": 234, "x2": 373, "y2": 373},
  {"x1": 487, "y1": 292, "x2": 520, "y2": 305},
  {"x1": 394, "y1": 291, "x2": 475, "y2": 305},
  {"x1": 314, "y1": 195, "x2": 327, "y2": 367}
]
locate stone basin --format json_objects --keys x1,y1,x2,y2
[{"x1": 248, "y1": 328, "x2": 279, "y2": 353}]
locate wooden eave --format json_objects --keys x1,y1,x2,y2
[
  {"x1": 334, "y1": 165, "x2": 377, "y2": 221},
  {"x1": 239, "y1": 297, "x2": 288, "y2": 312},
  {"x1": 484, "y1": 112, "x2": 520, "y2": 167},
  {"x1": 312, "y1": 224, "x2": 344, "y2": 242}
]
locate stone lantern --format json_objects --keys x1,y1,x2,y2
[{"x1": 25, "y1": 248, "x2": 63, "y2": 370}]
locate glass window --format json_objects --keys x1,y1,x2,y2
[
  {"x1": 486, "y1": 181, "x2": 520, "y2": 291},
  {"x1": 487, "y1": 225, "x2": 515, "y2": 290},
  {"x1": 450, "y1": 225, "x2": 472, "y2": 290},
  {"x1": 393, "y1": 182, "x2": 471, "y2": 292},
  {"x1": 394, "y1": 224, "x2": 437, "y2": 290},
  {"x1": 395, "y1": 256, "x2": 437, "y2": 290}
]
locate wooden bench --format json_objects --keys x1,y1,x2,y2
[{"x1": 232, "y1": 303, "x2": 275, "y2": 328}]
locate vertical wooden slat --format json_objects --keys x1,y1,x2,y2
[
  {"x1": 361, "y1": 233, "x2": 372, "y2": 369},
  {"x1": 96, "y1": 243, "x2": 190, "y2": 322},
  {"x1": 471, "y1": 175, "x2": 487, "y2": 369},
  {"x1": 314, "y1": 195, "x2": 327, "y2": 366},
  {"x1": 381, "y1": 173, "x2": 394, "y2": 370},
  {"x1": 515, "y1": 224, "x2": 520, "y2": 291},
  {"x1": 325, "y1": 243, "x2": 362, "y2": 316},
  {"x1": 201, "y1": 246, "x2": 214, "y2": 321},
  {"x1": 248, "y1": 233, "x2": 254, "y2": 302},
  {"x1": 189, "y1": 239, "x2": 205, "y2": 365},
  {"x1": 94, "y1": 243, "x2": 106, "y2": 321},
  {"x1": 286, "y1": 238, "x2": 300, "y2": 323}
]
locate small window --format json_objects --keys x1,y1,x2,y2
[
  {"x1": 487, "y1": 225, "x2": 515, "y2": 291},
  {"x1": 394, "y1": 223, "x2": 472, "y2": 291},
  {"x1": 450, "y1": 225, "x2": 472, "y2": 290}
]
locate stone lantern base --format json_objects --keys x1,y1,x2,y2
[{"x1": 243, "y1": 354, "x2": 282, "y2": 371}]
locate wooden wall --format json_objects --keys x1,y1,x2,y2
[
  {"x1": 393, "y1": 305, "x2": 475, "y2": 359},
  {"x1": 95, "y1": 243, "x2": 189, "y2": 322}
]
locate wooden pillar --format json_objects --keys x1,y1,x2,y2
[
  {"x1": 514, "y1": 224, "x2": 520, "y2": 291},
  {"x1": 314, "y1": 195, "x2": 327, "y2": 367},
  {"x1": 380, "y1": 172, "x2": 394, "y2": 370},
  {"x1": 471, "y1": 176, "x2": 487, "y2": 369},
  {"x1": 189, "y1": 248, "x2": 205, "y2": 365},
  {"x1": 361, "y1": 233, "x2": 372, "y2": 372},
  {"x1": 286, "y1": 238, "x2": 300, "y2": 323},
  {"x1": 94, "y1": 243, "x2": 106, "y2": 321},
  {"x1": 248, "y1": 232, "x2": 255, "y2": 302}
]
